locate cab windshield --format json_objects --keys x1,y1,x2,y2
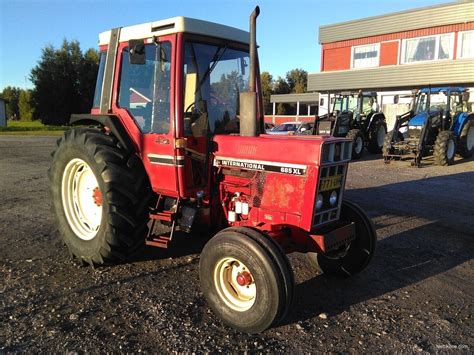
[
  {"x1": 183, "y1": 42, "x2": 250, "y2": 136},
  {"x1": 334, "y1": 95, "x2": 359, "y2": 113},
  {"x1": 415, "y1": 92, "x2": 448, "y2": 113}
]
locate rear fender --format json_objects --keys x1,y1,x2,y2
[
  {"x1": 367, "y1": 112, "x2": 386, "y2": 131},
  {"x1": 70, "y1": 113, "x2": 136, "y2": 153},
  {"x1": 452, "y1": 112, "x2": 473, "y2": 137}
]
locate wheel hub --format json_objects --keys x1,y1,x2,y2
[
  {"x1": 214, "y1": 257, "x2": 256, "y2": 312},
  {"x1": 447, "y1": 139, "x2": 455, "y2": 159},
  {"x1": 92, "y1": 187, "x2": 102, "y2": 206},
  {"x1": 61, "y1": 158, "x2": 102, "y2": 241},
  {"x1": 377, "y1": 126, "x2": 385, "y2": 147},
  {"x1": 355, "y1": 136, "x2": 363, "y2": 153},
  {"x1": 467, "y1": 126, "x2": 474, "y2": 150},
  {"x1": 236, "y1": 271, "x2": 253, "y2": 286}
]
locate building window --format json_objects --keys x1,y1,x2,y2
[
  {"x1": 401, "y1": 33, "x2": 454, "y2": 64},
  {"x1": 352, "y1": 44, "x2": 380, "y2": 68},
  {"x1": 458, "y1": 31, "x2": 474, "y2": 59}
]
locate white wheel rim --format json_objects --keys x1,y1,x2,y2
[
  {"x1": 355, "y1": 136, "x2": 363, "y2": 154},
  {"x1": 447, "y1": 139, "x2": 455, "y2": 160},
  {"x1": 61, "y1": 158, "x2": 102, "y2": 241},
  {"x1": 214, "y1": 257, "x2": 256, "y2": 312},
  {"x1": 377, "y1": 126, "x2": 385, "y2": 147},
  {"x1": 467, "y1": 126, "x2": 474, "y2": 150}
]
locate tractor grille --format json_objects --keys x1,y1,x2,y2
[
  {"x1": 312, "y1": 163, "x2": 347, "y2": 228},
  {"x1": 321, "y1": 140, "x2": 352, "y2": 164}
]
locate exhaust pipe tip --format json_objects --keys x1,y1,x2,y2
[{"x1": 240, "y1": 5, "x2": 260, "y2": 137}]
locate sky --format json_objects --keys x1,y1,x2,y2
[{"x1": 0, "y1": 0, "x2": 450, "y2": 90}]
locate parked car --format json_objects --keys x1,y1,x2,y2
[
  {"x1": 264, "y1": 122, "x2": 275, "y2": 132},
  {"x1": 267, "y1": 121, "x2": 313, "y2": 135}
]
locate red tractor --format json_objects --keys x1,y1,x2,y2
[{"x1": 49, "y1": 7, "x2": 376, "y2": 333}]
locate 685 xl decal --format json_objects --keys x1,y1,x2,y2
[{"x1": 214, "y1": 157, "x2": 307, "y2": 176}]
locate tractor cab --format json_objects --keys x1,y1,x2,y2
[
  {"x1": 408, "y1": 87, "x2": 470, "y2": 132},
  {"x1": 328, "y1": 91, "x2": 379, "y2": 136}
]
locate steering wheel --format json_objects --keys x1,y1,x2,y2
[{"x1": 185, "y1": 102, "x2": 203, "y2": 116}]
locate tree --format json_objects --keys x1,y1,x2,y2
[
  {"x1": 260, "y1": 71, "x2": 273, "y2": 114},
  {"x1": 1, "y1": 86, "x2": 21, "y2": 120},
  {"x1": 30, "y1": 40, "x2": 99, "y2": 125},
  {"x1": 286, "y1": 68, "x2": 307, "y2": 94},
  {"x1": 273, "y1": 77, "x2": 290, "y2": 115},
  {"x1": 18, "y1": 90, "x2": 34, "y2": 121}
]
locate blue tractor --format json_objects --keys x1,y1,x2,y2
[{"x1": 383, "y1": 87, "x2": 473, "y2": 167}]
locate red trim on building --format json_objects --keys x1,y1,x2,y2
[
  {"x1": 453, "y1": 31, "x2": 459, "y2": 60},
  {"x1": 321, "y1": 22, "x2": 474, "y2": 72},
  {"x1": 380, "y1": 41, "x2": 399, "y2": 66},
  {"x1": 322, "y1": 46, "x2": 351, "y2": 71},
  {"x1": 322, "y1": 22, "x2": 474, "y2": 49}
]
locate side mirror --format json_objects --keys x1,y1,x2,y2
[{"x1": 129, "y1": 39, "x2": 145, "y2": 65}]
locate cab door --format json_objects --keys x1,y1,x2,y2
[{"x1": 113, "y1": 35, "x2": 179, "y2": 196}]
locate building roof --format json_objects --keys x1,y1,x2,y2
[
  {"x1": 99, "y1": 17, "x2": 249, "y2": 45},
  {"x1": 270, "y1": 92, "x2": 319, "y2": 104},
  {"x1": 308, "y1": 60, "x2": 474, "y2": 92},
  {"x1": 319, "y1": 1, "x2": 474, "y2": 44}
]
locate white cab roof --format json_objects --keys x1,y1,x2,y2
[{"x1": 99, "y1": 16, "x2": 249, "y2": 45}]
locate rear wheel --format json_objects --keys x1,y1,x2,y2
[
  {"x1": 458, "y1": 118, "x2": 474, "y2": 158},
  {"x1": 49, "y1": 128, "x2": 151, "y2": 266},
  {"x1": 199, "y1": 228, "x2": 293, "y2": 333},
  {"x1": 433, "y1": 130, "x2": 456, "y2": 166},
  {"x1": 347, "y1": 129, "x2": 365, "y2": 160},
  {"x1": 367, "y1": 120, "x2": 387, "y2": 154},
  {"x1": 307, "y1": 200, "x2": 377, "y2": 277}
]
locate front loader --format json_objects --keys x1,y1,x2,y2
[{"x1": 49, "y1": 7, "x2": 377, "y2": 333}]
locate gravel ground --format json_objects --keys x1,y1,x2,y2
[{"x1": 1, "y1": 135, "x2": 473, "y2": 352}]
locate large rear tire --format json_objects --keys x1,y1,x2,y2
[
  {"x1": 307, "y1": 200, "x2": 377, "y2": 278},
  {"x1": 458, "y1": 118, "x2": 474, "y2": 158},
  {"x1": 347, "y1": 129, "x2": 365, "y2": 160},
  {"x1": 367, "y1": 120, "x2": 387, "y2": 154},
  {"x1": 433, "y1": 130, "x2": 456, "y2": 166},
  {"x1": 49, "y1": 128, "x2": 151, "y2": 266},
  {"x1": 199, "y1": 228, "x2": 293, "y2": 333}
]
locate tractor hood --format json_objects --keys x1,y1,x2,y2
[
  {"x1": 409, "y1": 112, "x2": 429, "y2": 127},
  {"x1": 213, "y1": 134, "x2": 351, "y2": 169}
]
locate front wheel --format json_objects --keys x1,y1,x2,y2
[
  {"x1": 307, "y1": 200, "x2": 377, "y2": 277},
  {"x1": 347, "y1": 129, "x2": 365, "y2": 160},
  {"x1": 199, "y1": 227, "x2": 293, "y2": 333},
  {"x1": 433, "y1": 130, "x2": 456, "y2": 166}
]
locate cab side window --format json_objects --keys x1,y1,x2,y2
[{"x1": 118, "y1": 42, "x2": 171, "y2": 134}]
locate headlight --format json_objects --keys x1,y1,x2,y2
[
  {"x1": 329, "y1": 191, "x2": 338, "y2": 206},
  {"x1": 316, "y1": 193, "x2": 324, "y2": 210}
]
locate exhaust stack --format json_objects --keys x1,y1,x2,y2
[{"x1": 240, "y1": 6, "x2": 260, "y2": 137}]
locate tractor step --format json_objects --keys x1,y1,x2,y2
[
  {"x1": 146, "y1": 217, "x2": 176, "y2": 249},
  {"x1": 150, "y1": 211, "x2": 175, "y2": 222},
  {"x1": 146, "y1": 233, "x2": 172, "y2": 248}
]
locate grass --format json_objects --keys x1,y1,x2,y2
[{"x1": 0, "y1": 120, "x2": 68, "y2": 136}]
